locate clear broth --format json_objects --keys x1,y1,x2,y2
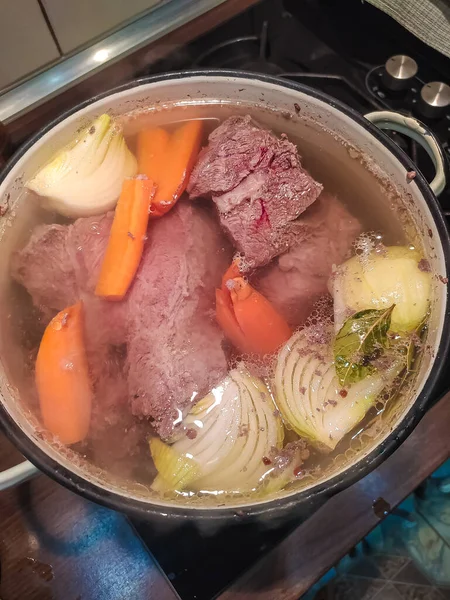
[{"x1": 1, "y1": 101, "x2": 424, "y2": 504}]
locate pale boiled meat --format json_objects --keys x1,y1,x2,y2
[
  {"x1": 253, "y1": 193, "x2": 362, "y2": 326},
  {"x1": 11, "y1": 224, "x2": 77, "y2": 312},
  {"x1": 10, "y1": 213, "x2": 128, "y2": 345},
  {"x1": 126, "y1": 201, "x2": 231, "y2": 439},
  {"x1": 188, "y1": 115, "x2": 323, "y2": 268}
]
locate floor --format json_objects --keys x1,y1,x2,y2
[{"x1": 304, "y1": 460, "x2": 450, "y2": 600}]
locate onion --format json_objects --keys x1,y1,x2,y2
[
  {"x1": 331, "y1": 246, "x2": 431, "y2": 333},
  {"x1": 274, "y1": 327, "x2": 402, "y2": 451},
  {"x1": 26, "y1": 114, "x2": 137, "y2": 218},
  {"x1": 150, "y1": 368, "x2": 284, "y2": 494}
]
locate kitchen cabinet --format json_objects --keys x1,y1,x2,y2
[
  {"x1": 41, "y1": 0, "x2": 163, "y2": 54},
  {"x1": 0, "y1": 0, "x2": 60, "y2": 90}
]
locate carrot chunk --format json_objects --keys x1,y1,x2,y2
[
  {"x1": 137, "y1": 127, "x2": 170, "y2": 183},
  {"x1": 136, "y1": 120, "x2": 203, "y2": 217},
  {"x1": 216, "y1": 263, "x2": 292, "y2": 355},
  {"x1": 35, "y1": 302, "x2": 92, "y2": 445},
  {"x1": 216, "y1": 289, "x2": 252, "y2": 354},
  {"x1": 221, "y1": 259, "x2": 242, "y2": 293},
  {"x1": 95, "y1": 178, "x2": 155, "y2": 300},
  {"x1": 230, "y1": 278, "x2": 292, "y2": 355}
]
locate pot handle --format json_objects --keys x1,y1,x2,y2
[
  {"x1": 365, "y1": 111, "x2": 446, "y2": 197},
  {"x1": 0, "y1": 460, "x2": 38, "y2": 490}
]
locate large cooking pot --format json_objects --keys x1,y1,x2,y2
[{"x1": 0, "y1": 72, "x2": 449, "y2": 523}]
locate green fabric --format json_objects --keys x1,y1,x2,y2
[{"x1": 367, "y1": 0, "x2": 450, "y2": 58}]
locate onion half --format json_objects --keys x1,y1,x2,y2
[
  {"x1": 27, "y1": 114, "x2": 137, "y2": 218},
  {"x1": 274, "y1": 327, "x2": 402, "y2": 451},
  {"x1": 150, "y1": 368, "x2": 284, "y2": 494},
  {"x1": 331, "y1": 246, "x2": 431, "y2": 333}
]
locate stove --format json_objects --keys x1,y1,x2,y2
[{"x1": 132, "y1": 3, "x2": 450, "y2": 599}]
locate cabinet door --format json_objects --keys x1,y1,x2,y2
[
  {"x1": 0, "y1": 0, "x2": 60, "y2": 90},
  {"x1": 41, "y1": 0, "x2": 162, "y2": 54}
]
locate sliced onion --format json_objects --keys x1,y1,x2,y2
[
  {"x1": 150, "y1": 368, "x2": 284, "y2": 494},
  {"x1": 27, "y1": 114, "x2": 137, "y2": 218},
  {"x1": 274, "y1": 327, "x2": 402, "y2": 451}
]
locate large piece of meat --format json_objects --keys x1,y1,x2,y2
[
  {"x1": 253, "y1": 193, "x2": 362, "y2": 326},
  {"x1": 11, "y1": 201, "x2": 231, "y2": 440},
  {"x1": 188, "y1": 115, "x2": 323, "y2": 268},
  {"x1": 127, "y1": 202, "x2": 230, "y2": 437}
]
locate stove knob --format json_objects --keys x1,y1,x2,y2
[
  {"x1": 382, "y1": 55, "x2": 418, "y2": 91},
  {"x1": 418, "y1": 81, "x2": 450, "y2": 119}
]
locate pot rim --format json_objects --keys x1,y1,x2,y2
[{"x1": 1, "y1": 69, "x2": 449, "y2": 521}]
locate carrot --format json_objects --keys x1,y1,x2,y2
[
  {"x1": 216, "y1": 267, "x2": 292, "y2": 355},
  {"x1": 136, "y1": 127, "x2": 170, "y2": 183},
  {"x1": 221, "y1": 259, "x2": 242, "y2": 293},
  {"x1": 216, "y1": 288, "x2": 253, "y2": 354},
  {"x1": 230, "y1": 278, "x2": 291, "y2": 355},
  {"x1": 95, "y1": 178, "x2": 155, "y2": 300},
  {"x1": 35, "y1": 302, "x2": 92, "y2": 445},
  {"x1": 136, "y1": 120, "x2": 203, "y2": 218}
]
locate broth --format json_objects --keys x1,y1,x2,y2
[{"x1": 1, "y1": 101, "x2": 429, "y2": 504}]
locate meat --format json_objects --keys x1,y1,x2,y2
[
  {"x1": 11, "y1": 213, "x2": 111, "y2": 306},
  {"x1": 11, "y1": 201, "x2": 231, "y2": 440},
  {"x1": 127, "y1": 202, "x2": 230, "y2": 438},
  {"x1": 11, "y1": 213, "x2": 127, "y2": 345},
  {"x1": 11, "y1": 224, "x2": 77, "y2": 312},
  {"x1": 188, "y1": 115, "x2": 323, "y2": 268},
  {"x1": 253, "y1": 193, "x2": 362, "y2": 326}
]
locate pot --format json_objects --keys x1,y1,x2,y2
[{"x1": 0, "y1": 71, "x2": 448, "y2": 523}]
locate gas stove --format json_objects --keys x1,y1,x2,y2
[{"x1": 132, "y1": 3, "x2": 450, "y2": 599}]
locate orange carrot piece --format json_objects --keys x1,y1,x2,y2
[
  {"x1": 216, "y1": 289, "x2": 252, "y2": 354},
  {"x1": 95, "y1": 178, "x2": 155, "y2": 300},
  {"x1": 35, "y1": 302, "x2": 92, "y2": 445},
  {"x1": 136, "y1": 127, "x2": 170, "y2": 182},
  {"x1": 137, "y1": 120, "x2": 202, "y2": 218},
  {"x1": 221, "y1": 259, "x2": 242, "y2": 293},
  {"x1": 216, "y1": 268, "x2": 292, "y2": 355},
  {"x1": 230, "y1": 278, "x2": 291, "y2": 355}
]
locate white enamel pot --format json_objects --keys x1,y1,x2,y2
[{"x1": 0, "y1": 72, "x2": 448, "y2": 521}]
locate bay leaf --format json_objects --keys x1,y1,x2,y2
[{"x1": 334, "y1": 305, "x2": 395, "y2": 386}]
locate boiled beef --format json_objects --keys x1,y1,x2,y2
[
  {"x1": 11, "y1": 213, "x2": 128, "y2": 345},
  {"x1": 188, "y1": 115, "x2": 323, "y2": 268},
  {"x1": 11, "y1": 223, "x2": 78, "y2": 313},
  {"x1": 127, "y1": 202, "x2": 231, "y2": 438},
  {"x1": 253, "y1": 193, "x2": 361, "y2": 326}
]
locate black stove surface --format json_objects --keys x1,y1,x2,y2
[{"x1": 134, "y1": 3, "x2": 450, "y2": 599}]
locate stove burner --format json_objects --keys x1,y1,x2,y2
[
  {"x1": 281, "y1": 72, "x2": 382, "y2": 112},
  {"x1": 365, "y1": 65, "x2": 422, "y2": 110},
  {"x1": 193, "y1": 21, "x2": 282, "y2": 74}
]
